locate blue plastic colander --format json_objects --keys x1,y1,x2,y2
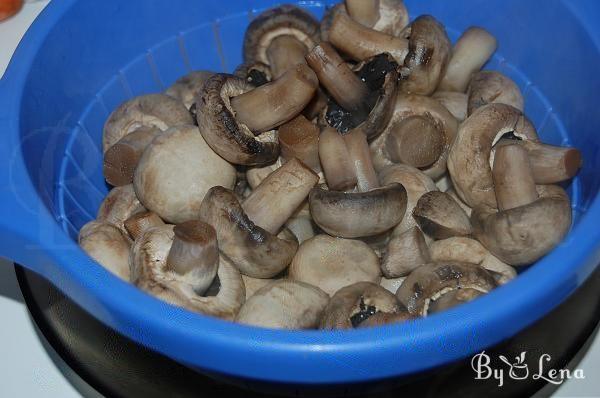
[{"x1": 1, "y1": 0, "x2": 600, "y2": 392}]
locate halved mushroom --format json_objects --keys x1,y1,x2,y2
[
  {"x1": 236, "y1": 280, "x2": 329, "y2": 329},
  {"x1": 133, "y1": 124, "x2": 236, "y2": 224},
  {"x1": 123, "y1": 210, "x2": 165, "y2": 241},
  {"x1": 243, "y1": 5, "x2": 320, "y2": 79},
  {"x1": 396, "y1": 261, "x2": 497, "y2": 316},
  {"x1": 432, "y1": 91, "x2": 468, "y2": 122},
  {"x1": 242, "y1": 158, "x2": 319, "y2": 234},
  {"x1": 102, "y1": 94, "x2": 194, "y2": 153},
  {"x1": 165, "y1": 70, "x2": 215, "y2": 109},
  {"x1": 438, "y1": 27, "x2": 497, "y2": 93},
  {"x1": 289, "y1": 235, "x2": 381, "y2": 296},
  {"x1": 320, "y1": 282, "x2": 406, "y2": 329},
  {"x1": 344, "y1": 0, "x2": 409, "y2": 36},
  {"x1": 371, "y1": 94, "x2": 458, "y2": 180},
  {"x1": 130, "y1": 224, "x2": 245, "y2": 320},
  {"x1": 199, "y1": 186, "x2": 298, "y2": 278},
  {"x1": 428, "y1": 288, "x2": 485, "y2": 314},
  {"x1": 399, "y1": 15, "x2": 452, "y2": 96},
  {"x1": 429, "y1": 237, "x2": 517, "y2": 285},
  {"x1": 96, "y1": 184, "x2": 145, "y2": 236},
  {"x1": 278, "y1": 115, "x2": 321, "y2": 172},
  {"x1": 380, "y1": 276, "x2": 406, "y2": 294},
  {"x1": 413, "y1": 191, "x2": 472, "y2": 240},
  {"x1": 103, "y1": 126, "x2": 162, "y2": 186},
  {"x1": 309, "y1": 183, "x2": 407, "y2": 238},
  {"x1": 447, "y1": 103, "x2": 539, "y2": 208},
  {"x1": 381, "y1": 227, "x2": 431, "y2": 278},
  {"x1": 233, "y1": 62, "x2": 272, "y2": 88},
  {"x1": 378, "y1": 164, "x2": 438, "y2": 238},
  {"x1": 79, "y1": 221, "x2": 131, "y2": 281},
  {"x1": 467, "y1": 71, "x2": 524, "y2": 115}
]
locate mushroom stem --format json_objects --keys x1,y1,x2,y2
[
  {"x1": 385, "y1": 115, "x2": 445, "y2": 168},
  {"x1": 328, "y1": 12, "x2": 409, "y2": 62},
  {"x1": 343, "y1": 127, "x2": 380, "y2": 192},
  {"x1": 319, "y1": 127, "x2": 358, "y2": 191},
  {"x1": 166, "y1": 220, "x2": 219, "y2": 296},
  {"x1": 278, "y1": 115, "x2": 321, "y2": 171},
  {"x1": 305, "y1": 43, "x2": 369, "y2": 112},
  {"x1": 492, "y1": 143, "x2": 538, "y2": 211},
  {"x1": 230, "y1": 63, "x2": 318, "y2": 132},
  {"x1": 124, "y1": 211, "x2": 165, "y2": 240},
  {"x1": 242, "y1": 158, "x2": 319, "y2": 234},
  {"x1": 103, "y1": 127, "x2": 162, "y2": 186},
  {"x1": 521, "y1": 141, "x2": 583, "y2": 184},
  {"x1": 345, "y1": 0, "x2": 380, "y2": 28},
  {"x1": 267, "y1": 35, "x2": 308, "y2": 79}
]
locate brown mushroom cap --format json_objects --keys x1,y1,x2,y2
[
  {"x1": 432, "y1": 91, "x2": 468, "y2": 122},
  {"x1": 381, "y1": 226, "x2": 431, "y2": 278},
  {"x1": 102, "y1": 94, "x2": 193, "y2": 153},
  {"x1": 370, "y1": 94, "x2": 458, "y2": 180},
  {"x1": 413, "y1": 191, "x2": 473, "y2": 240},
  {"x1": 289, "y1": 235, "x2": 381, "y2": 296},
  {"x1": 96, "y1": 184, "x2": 145, "y2": 236},
  {"x1": 130, "y1": 225, "x2": 245, "y2": 320},
  {"x1": 309, "y1": 183, "x2": 407, "y2": 238},
  {"x1": 447, "y1": 103, "x2": 539, "y2": 209},
  {"x1": 472, "y1": 185, "x2": 572, "y2": 266},
  {"x1": 79, "y1": 221, "x2": 131, "y2": 281},
  {"x1": 396, "y1": 261, "x2": 497, "y2": 316},
  {"x1": 399, "y1": 15, "x2": 452, "y2": 96},
  {"x1": 165, "y1": 70, "x2": 215, "y2": 109},
  {"x1": 199, "y1": 186, "x2": 298, "y2": 279},
  {"x1": 133, "y1": 124, "x2": 236, "y2": 224},
  {"x1": 429, "y1": 237, "x2": 517, "y2": 285},
  {"x1": 468, "y1": 71, "x2": 524, "y2": 115},
  {"x1": 235, "y1": 280, "x2": 329, "y2": 329},
  {"x1": 320, "y1": 281, "x2": 404, "y2": 329},
  {"x1": 123, "y1": 211, "x2": 165, "y2": 241}
]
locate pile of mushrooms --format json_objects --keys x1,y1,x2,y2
[{"x1": 79, "y1": 1, "x2": 582, "y2": 329}]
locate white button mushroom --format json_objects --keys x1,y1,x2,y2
[{"x1": 78, "y1": 221, "x2": 131, "y2": 281}]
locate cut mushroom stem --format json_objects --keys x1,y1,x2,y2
[
  {"x1": 345, "y1": 0, "x2": 380, "y2": 28},
  {"x1": 438, "y1": 27, "x2": 498, "y2": 93},
  {"x1": 242, "y1": 158, "x2": 319, "y2": 234},
  {"x1": 385, "y1": 115, "x2": 445, "y2": 168},
  {"x1": 343, "y1": 127, "x2": 380, "y2": 192},
  {"x1": 319, "y1": 127, "x2": 358, "y2": 191},
  {"x1": 230, "y1": 63, "x2": 318, "y2": 132},
  {"x1": 267, "y1": 35, "x2": 308, "y2": 79},
  {"x1": 166, "y1": 220, "x2": 219, "y2": 296},
  {"x1": 328, "y1": 12, "x2": 409, "y2": 62},
  {"x1": 103, "y1": 126, "x2": 162, "y2": 187},
  {"x1": 305, "y1": 43, "x2": 369, "y2": 112},
  {"x1": 492, "y1": 143, "x2": 538, "y2": 211},
  {"x1": 124, "y1": 211, "x2": 165, "y2": 241},
  {"x1": 278, "y1": 115, "x2": 321, "y2": 171},
  {"x1": 413, "y1": 191, "x2": 472, "y2": 239}
]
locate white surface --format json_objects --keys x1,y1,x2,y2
[{"x1": 0, "y1": 1, "x2": 598, "y2": 397}]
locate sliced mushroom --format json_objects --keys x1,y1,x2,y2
[
  {"x1": 399, "y1": 15, "x2": 452, "y2": 96},
  {"x1": 102, "y1": 94, "x2": 194, "y2": 153},
  {"x1": 429, "y1": 237, "x2": 517, "y2": 285},
  {"x1": 344, "y1": 0, "x2": 409, "y2": 36},
  {"x1": 320, "y1": 282, "x2": 405, "y2": 329},
  {"x1": 199, "y1": 186, "x2": 298, "y2": 278},
  {"x1": 396, "y1": 261, "x2": 497, "y2": 316},
  {"x1": 235, "y1": 280, "x2": 329, "y2": 329},
  {"x1": 130, "y1": 224, "x2": 245, "y2": 320},
  {"x1": 79, "y1": 221, "x2": 131, "y2": 281},
  {"x1": 432, "y1": 91, "x2": 468, "y2": 122},
  {"x1": 133, "y1": 124, "x2": 236, "y2": 224},
  {"x1": 380, "y1": 276, "x2": 406, "y2": 294},
  {"x1": 413, "y1": 191, "x2": 472, "y2": 240},
  {"x1": 378, "y1": 164, "x2": 438, "y2": 238},
  {"x1": 165, "y1": 70, "x2": 215, "y2": 109},
  {"x1": 381, "y1": 227, "x2": 431, "y2": 278},
  {"x1": 278, "y1": 115, "x2": 321, "y2": 172},
  {"x1": 289, "y1": 235, "x2": 381, "y2": 296},
  {"x1": 96, "y1": 184, "x2": 145, "y2": 235},
  {"x1": 103, "y1": 126, "x2": 162, "y2": 186},
  {"x1": 233, "y1": 62, "x2": 272, "y2": 88},
  {"x1": 438, "y1": 27, "x2": 497, "y2": 93},
  {"x1": 468, "y1": 71, "x2": 524, "y2": 115},
  {"x1": 243, "y1": 5, "x2": 320, "y2": 79},
  {"x1": 371, "y1": 94, "x2": 458, "y2": 180},
  {"x1": 309, "y1": 183, "x2": 407, "y2": 238},
  {"x1": 447, "y1": 103, "x2": 539, "y2": 208},
  {"x1": 428, "y1": 288, "x2": 485, "y2": 314},
  {"x1": 123, "y1": 211, "x2": 165, "y2": 241},
  {"x1": 242, "y1": 158, "x2": 319, "y2": 234},
  {"x1": 319, "y1": 126, "x2": 358, "y2": 191}
]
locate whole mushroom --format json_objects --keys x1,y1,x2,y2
[
  {"x1": 412, "y1": 191, "x2": 473, "y2": 240},
  {"x1": 467, "y1": 71, "x2": 524, "y2": 115},
  {"x1": 79, "y1": 221, "x2": 131, "y2": 281},
  {"x1": 96, "y1": 184, "x2": 145, "y2": 236},
  {"x1": 381, "y1": 226, "x2": 431, "y2": 278}
]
